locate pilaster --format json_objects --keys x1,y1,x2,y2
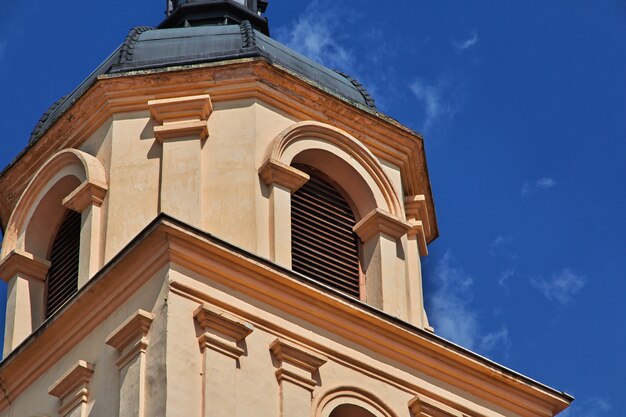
[
  {"x1": 0, "y1": 250, "x2": 50, "y2": 355},
  {"x1": 63, "y1": 180, "x2": 108, "y2": 283},
  {"x1": 353, "y1": 208, "x2": 411, "y2": 319},
  {"x1": 270, "y1": 338, "x2": 326, "y2": 417},
  {"x1": 48, "y1": 361, "x2": 95, "y2": 417},
  {"x1": 258, "y1": 159, "x2": 309, "y2": 267},
  {"x1": 106, "y1": 310, "x2": 155, "y2": 417},
  {"x1": 194, "y1": 303, "x2": 253, "y2": 417},
  {"x1": 149, "y1": 94, "x2": 212, "y2": 225}
]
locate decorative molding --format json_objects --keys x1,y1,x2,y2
[
  {"x1": 62, "y1": 180, "x2": 108, "y2": 212},
  {"x1": 353, "y1": 208, "x2": 411, "y2": 242},
  {"x1": 270, "y1": 338, "x2": 327, "y2": 391},
  {"x1": 0, "y1": 61, "x2": 438, "y2": 242},
  {"x1": 193, "y1": 303, "x2": 253, "y2": 359},
  {"x1": 266, "y1": 121, "x2": 404, "y2": 217},
  {"x1": 407, "y1": 220, "x2": 428, "y2": 257},
  {"x1": 0, "y1": 250, "x2": 50, "y2": 282},
  {"x1": 409, "y1": 393, "x2": 476, "y2": 417},
  {"x1": 0, "y1": 218, "x2": 571, "y2": 417},
  {"x1": 404, "y1": 195, "x2": 431, "y2": 237},
  {"x1": 1, "y1": 149, "x2": 107, "y2": 259},
  {"x1": 106, "y1": 309, "x2": 154, "y2": 369},
  {"x1": 148, "y1": 94, "x2": 212, "y2": 142},
  {"x1": 258, "y1": 159, "x2": 310, "y2": 193},
  {"x1": 48, "y1": 360, "x2": 94, "y2": 417}
]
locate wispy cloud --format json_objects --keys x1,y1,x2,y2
[
  {"x1": 521, "y1": 177, "x2": 557, "y2": 197},
  {"x1": 410, "y1": 78, "x2": 463, "y2": 134},
  {"x1": 488, "y1": 235, "x2": 517, "y2": 259},
  {"x1": 530, "y1": 268, "x2": 587, "y2": 306},
  {"x1": 428, "y1": 252, "x2": 510, "y2": 354},
  {"x1": 454, "y1": 31, "x2": 479, "y2": 52},
  {"x1": 498, "y1": 267, "x2": 516, "y2": 289},
  {"x1": 275, "y1": 3, "x2": 353, "y2": 71},
  {"x1": 561, "y1": 397, "x2": 611, "y2": 417}
]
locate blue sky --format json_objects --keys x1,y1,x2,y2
[{"x1": 1, "y1": 1, "x2": 625, "y2": 416}]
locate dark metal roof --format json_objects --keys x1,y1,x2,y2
[{"x1": 27, "y1": 22, "x2": 376, "y2": 145}]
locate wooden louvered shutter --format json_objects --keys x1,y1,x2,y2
[
  {"x1": 46, "y1": 210, "x2": 81, "y2": 318},
  {"x1": 291, "y1": 166, "x2": 362, "y2": 298}
]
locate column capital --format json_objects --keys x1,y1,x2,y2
[
  {"x1": 270, "y1": 339, "x2": 326, "y2": 391},
  {"x1": 48, "y1": 360, "x2": 95, "y2": 417},
  {"x1": 148, "y1": 94, "x2": 213, "y2": 142},
  {"x1": 0, "y1": 250, "x2": 50, "y2": 283},
  {"x1": 62, "y1": 180, "x2": 108, "y2": 212},
  {"x1": 106, "y1": 310, "x2": 154, "y2": 368},
  {"x1": 353, "y1": 208, "x2": 411, "y2": 243},
  {"x1": 258, "y1": 159, "x2": 310, "y2": 193},
  {"x1": 404, "y1": 195, "x2": 431, "y2": 237},
  {"x1": 407, "y1": 219, "x2": 429, "y2": 257},
  {"x1": 194, "y1": 303, "x2": 253, "y2": 359},
  {"x1": 409, "y1": 393, "x2": 464, "y2": 417}
]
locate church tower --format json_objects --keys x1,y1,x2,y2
[{"x1": 0, "y1": 2, "x2": 571, "y2": 417}]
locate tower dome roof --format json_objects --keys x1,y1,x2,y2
[{"x1": 28, "y1": 22, "x2": 376, "y2": 145}]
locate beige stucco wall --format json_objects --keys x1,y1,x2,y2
[{"x1": 0, "y1": 262, "x2": 514, "y2": 417}]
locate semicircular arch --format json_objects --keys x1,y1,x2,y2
[
  {"x1": 1, "y1": 149, "x2": 107, "y2": 258},
  {"x1": 266, "y1": 121, "x2": 403, "y2": 218},
  {"x1": 314, "y1": 386, "x2": 398, "y2": 417}
]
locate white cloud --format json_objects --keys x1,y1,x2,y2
[
  {"x1": 410, "y1": 78, "x2": 462, "y2": 134},
  {"x1": 498, "y1": 267, "x2": 516, "y2": 289},
  {"x1": 428, "y1": 252, "x2": 510, "y2": 354},
  {"x1": 521, "y1": 177, "x2": 557, "y2": 197},
  {"x1": 561, "y1": 397, "x2": 611, "y2": 417},
  {"x1": 275, "y1": 4, "x2": 353, "y2": 71},
  {"x1": 530, "y1": 268, "x2": 586, "y2": 306},
  {"x1": 454, "y1": 31, "x2": 479, "y2": 52}
]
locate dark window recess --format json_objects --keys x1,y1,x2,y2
[
  {"x1": 46, "y1": 210, "x2": 81, "y2": 318},
  {"x1": 291, "y1": 167, "x2": 362, "y2": 298}
]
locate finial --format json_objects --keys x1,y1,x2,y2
[{"x1": 160, "y1": 0, "x2": 270, "y2": 35}]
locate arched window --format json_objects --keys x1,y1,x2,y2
[
  {"x1": 45, "y1": 210, "x2": 81, "y2": 318},
  {"x1": 329, "y1": 404, "x2": 377, "y2": 417},
  {"x1": 291, "y1": 165, "x2": 363, "y2": 299}
]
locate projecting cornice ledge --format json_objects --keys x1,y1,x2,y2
[{"x1": 0, "y1": 215, "x2": 572, "y2": 417}]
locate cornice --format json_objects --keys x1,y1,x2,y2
[
  {"x1": 0, "y1": 250, "x2": 50, "y2": 282},
  {"x1": 353, "y1": 208, "x2": 412, "y2": 242},
  {"x1": 0, "y1": 59, "x2": 438, "y2": 242},
  {"x1": 258, "y1": 159, "x2": 310, "y2": 193},
  {"x1": 0, "y1": 215, "x2": 571, "y2": 417}
]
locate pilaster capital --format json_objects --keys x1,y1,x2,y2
[
  {"x1": 48, "y1": 360, "x2": 95, "y2": 417},
  {"x1": 404, "y1": 195, "x2": 431, "y2": 236},
  {"x1": 409, "y1": 393, "x2": 466, "y2": 417},
  {"x1": 270, "y1": 339, "x2": 326, "y2": 391},
  {"x1": 62, "y1": 180, "x2": 108, "y2": 212},
  {"x1": 194, "y1": 304, "x2": 253, "y2": 359},
  {"x1": 148, "y1": 94, "x2": 213, "y2": 142},
  {"x1": 353, "y1": 208, "x2": 411, "y2": 243},
  {"x1": 407, "y1": 220, "x2": 429, "y2": 257},
  {"x1": 0, "y1": 250, "x2": 50, "y2": 283},
  {"x1": 258, "y1": 159, "x2": 310, "y2": 193},
  {"x1": 106, "y1": 309, "x2": 154, "y2": 368}
]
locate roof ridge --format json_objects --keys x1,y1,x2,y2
[
  {"x1": 240, "y1": 20, "x2": 257, "y2": 49},
  {"x1": 334, "y1": 70, "x2": 376, "y2": 109},
  {"x1": 29, "y1": 95, "x2": 68, "y2": 144},
  {"x1": 118, "y1": 26, "x2": 155, "y2": 66}
]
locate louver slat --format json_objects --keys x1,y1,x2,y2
[
  {"x1": 46, "y1": 210, "x2": 81, "y2": 318},
  {"x1": 291, "y1": 169, "x2": 362, "y2": 299}
]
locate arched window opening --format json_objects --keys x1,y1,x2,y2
[
  {"x1": 291, "y1": 165, "x2": 363, "y2": 299},
  {"x1": 45, "y1": 210, "x2": 81, "y2": 318},
  {"x1": 329, "y1": 404, "x2": 377, "y2": 417}
]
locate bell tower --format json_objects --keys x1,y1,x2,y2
[
  {"x1": 161, "y1": 0, "x2": 269, "y2": 34},
  {"x1": 0, "y1": 2, "x2": 572, "y2": 417}
]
